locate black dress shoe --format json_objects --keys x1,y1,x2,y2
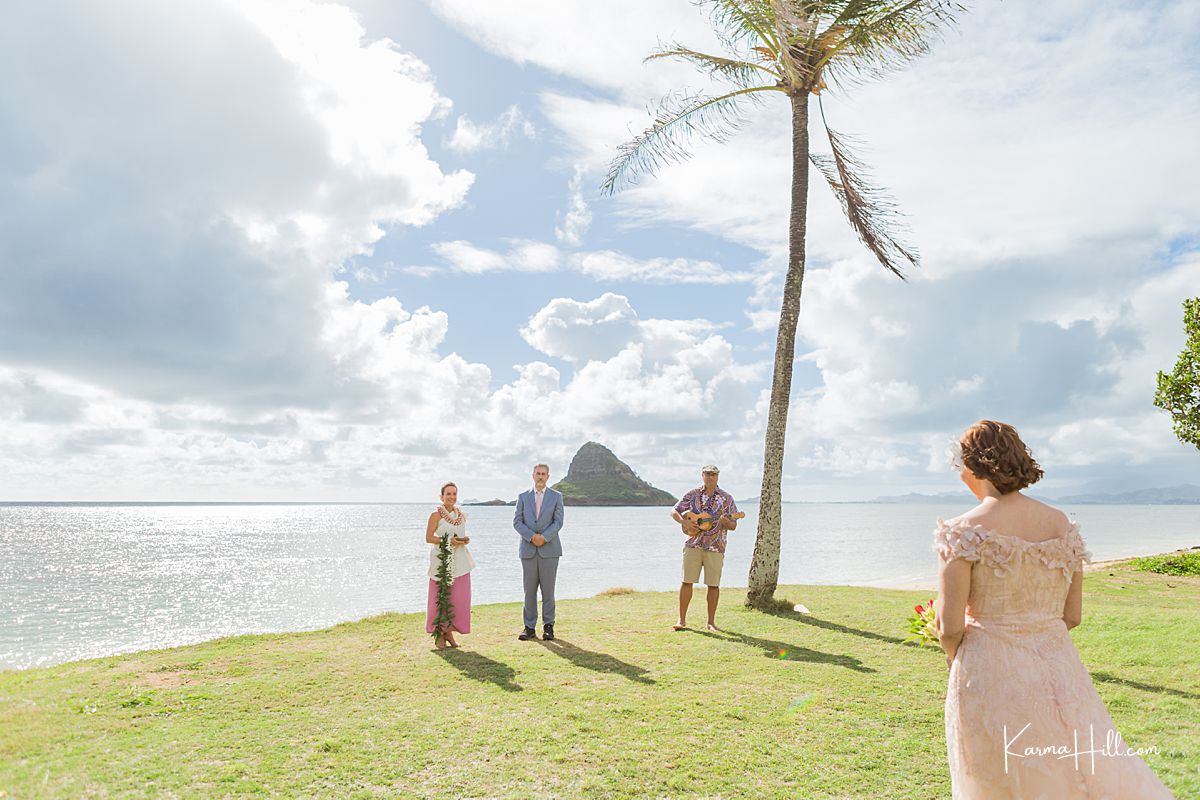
[
  {"x1": 518, "y1": 627, "x2": 536, "y2": 641},
  {"x1": 542, "y1": 624, "x2": 554, "y2": 641}
]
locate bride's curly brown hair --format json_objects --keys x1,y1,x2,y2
[{"x1": 959, "y1": 420, "x2": 1044, "y2": 494}]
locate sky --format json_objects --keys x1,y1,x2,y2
[{"x1": 1, "y1": 0, "x2": 1198, "y2": 503}]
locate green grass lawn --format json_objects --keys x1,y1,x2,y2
[{"x1": 2, "y1": 562, "x2": 1197, "y2": 799}]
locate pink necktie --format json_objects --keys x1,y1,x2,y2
[{"x1": 535, "y1": 491, "x2": 543, "y2": 518}]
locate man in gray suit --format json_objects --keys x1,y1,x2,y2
[{"x1": 513, "y1": 463, "x2": 564, "y2": 641}]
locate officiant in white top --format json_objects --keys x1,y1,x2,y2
[{"x1": 425, "y1": 482, "x2": 474, "y2": 650}]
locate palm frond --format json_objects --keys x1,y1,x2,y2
[
  {"x1": 646, "y1": 44, "x2": 782, "y2": 88},
  {"x1": 814, "y1": 0, "x2": 962, "y2": 89},
  {"x1": 601, "y1": 85, "x2": 781, "y2": 195},
  {"x1": 810, "y1": 106, "x2": 917, "y2": 277},
  {"x1": 697, "y1": 0, "x2": 781, "y2": 54}
]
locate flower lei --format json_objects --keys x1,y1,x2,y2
[{"x1": 431, "y1": 505, "x2": 465, "y2": 638}]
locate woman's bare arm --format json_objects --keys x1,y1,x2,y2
[
  {"x1": 425, "y1": 512, "x2": 441, "y2": 544},
  {"x1": 1063, "y1": 570, "x2": 1083, "y2": 629},
  {"x1": 936, "y1": 557, "x2": 972, "y2": 667}
]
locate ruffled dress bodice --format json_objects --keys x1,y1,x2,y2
[{"x1": 933, "y1": 518, "x2": 1092, "y2": 632}]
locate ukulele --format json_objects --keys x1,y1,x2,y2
[{"x1": 681, "y1": 511, "x2": 746, "y2": 532}]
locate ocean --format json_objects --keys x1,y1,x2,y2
[{"x1": 1, "y1": 501, "x2": 1196, "y2": 670}]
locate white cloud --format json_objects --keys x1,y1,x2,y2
[
  {"x1": 513, "y1": 294, "x2": 763, "y2": 454},
  {"x1": 555, "y1": 166, "x2": 593, "y2": 247},
  {"x1": 229, "y1": 0, "x2": 473, "y2": 251},
  {"x1": 446, "y1": 105, "x2": 536, "y2": 153},
  {"x1": 430, "y1": 238, "x2": 755, "y2": 284},
  {"x1": 510, "y1": 240, "x2": 560, "y2": 272},
  {"x1": 520, "y1": 293, "x2": 642, "y2": 364},
  {"x1": 430, "y1": 240, "x2": 510, "y2": 273},
  {"x1": 0, "y1": 0, "x2": 473, "y2": 414},
  {"x1": 424, "y1": 0, "x2": 720, "y2": 97},
  {"x1": 431, "y1": 239, "x2": 560, "y2": 273},
  {"x1": 575, "y1": 250, "x2": 756, "y2": 284}
]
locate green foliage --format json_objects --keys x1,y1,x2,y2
[
  {"x1": 1131, "y1": 552, "x2": 1200, "y2": 576},
  {"x1": 431, "y1": 532, "x2": 454, "y2": 638},
  {"x1": 1154, "y1": 297, "x2": 1200, "y2": 450},
  {"x1": 2, "y1": 566, "x2": 1196, "y2": 797}
]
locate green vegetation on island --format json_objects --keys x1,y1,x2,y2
[
  {"x1": 1, "y1": 562, "x2": 1196, "y2": 798},
  {"x1": 551, "y1": 442, "x2": 675, "y2": 506}
]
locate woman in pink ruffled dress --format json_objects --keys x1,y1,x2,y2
[{"x1": 935, "y1": 420, "x2": 1175, "y2": 798}]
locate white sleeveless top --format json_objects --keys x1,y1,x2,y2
[{"x1": 427, "y1": 509, "x2": 475, "y2": 579}]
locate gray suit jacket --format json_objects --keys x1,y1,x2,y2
[{"x1": 514, "y1": 488, "x2": 564, "y2": 559}]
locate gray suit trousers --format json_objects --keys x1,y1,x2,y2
[{"x1": 522, "y1": 556, "x2": 559, "y2": 629}]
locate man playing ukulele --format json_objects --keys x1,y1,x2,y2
[{"x1": 671, "y1": 464, "x2": 740, "y2": 632}]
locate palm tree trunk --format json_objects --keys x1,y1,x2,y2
[{"x1": 746, "y1": 91, "x2": 809, "y2": 609}]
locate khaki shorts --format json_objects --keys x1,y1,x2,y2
[{"x1": 682, "y1": 546, "x2": 724, "y2": 586}]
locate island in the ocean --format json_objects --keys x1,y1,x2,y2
[
  {"x1": 464, "y1": 442, "x2": 676, "y2": 506},
  {"x1": 551, "y1": 441, "x2": 676, "y2": 506}
]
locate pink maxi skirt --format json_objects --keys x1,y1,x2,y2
[{"x1": 426, "y1": 572, "x2": 471, "y2": 634}]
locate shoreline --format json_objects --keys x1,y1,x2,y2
[
  {"x1": 4, "y1": 549, "x2": 1193, "y2": 674},
  {"x1": 819, "y1": 546, "x2": 1200, "y2": 593}
]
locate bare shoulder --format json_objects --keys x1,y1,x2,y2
[
  {"x1": 946, "y1": 501, "x2": 991, "y2": 526},
  {"x1": 966, "y1": 494, "x2": 1071, "y2": 539},
  {"x1": 1032, "y1": 498, "x2": 1072, "y2": 532}
]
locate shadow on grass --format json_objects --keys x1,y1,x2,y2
[
  {"x1": 1093, "y1": 671, "x2": 1200, "y2": 701},
  {"x1": 537, "y1": 638, "x2": 656, "y2": 684},
  {"x1": 436, "y1": 649, "x2": 522, "y2": 692},
  {"x1": 694, "y1": 629, "x2": 876, "y2": 673},
  {"x1": 763, "y1": 606, "x2": 919, "y2": 648}
]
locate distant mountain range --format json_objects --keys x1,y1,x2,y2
[
  {"x1": 872, "y1": 485, "x2": 1200, "y2": 505},
  {"x1": 1050, "y1": 484, "x2": 1200, "y2": 505},
  {"x1": 870, "y1": 492, "x2": 968, "y2": 504}
]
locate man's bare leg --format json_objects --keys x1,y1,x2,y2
[
  {"x1": 675, "y1": 582, "x2": 693, "y2": 630},
  {"x1": 706, "y1": 586, "x2": 720, "y2": 631}
]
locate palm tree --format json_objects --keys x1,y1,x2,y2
[{"x1": 602, "y1": 0, "x2": 963, "y2": 607}]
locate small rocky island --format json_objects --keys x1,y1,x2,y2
[{"x1": 552, "y1": 442, "x2": 676, "y2": 506}]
